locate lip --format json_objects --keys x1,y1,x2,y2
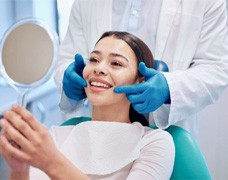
[{"x1": 88, "y1": 77, "x2": 113, "y2": 92}]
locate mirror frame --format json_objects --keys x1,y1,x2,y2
[{"x1": 0, "y1": 18, "x2": 59, "y2": 89}]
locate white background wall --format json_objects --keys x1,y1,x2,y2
[{"x1": 198, "y1": 89, "x2": 228, "y2": 179}]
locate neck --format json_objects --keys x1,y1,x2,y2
[{"x1": 92, "y1": 103, "x2": 131, "y2": 123}]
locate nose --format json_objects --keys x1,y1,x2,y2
[{"x1": 94, "y1": 61, "x2": 107, "y2": 75}]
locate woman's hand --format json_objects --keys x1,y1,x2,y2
[
  {"x1": 0, "y1": 129, "x2": 29, "y2": 175},
  {"x1": 0, "y1": 104, "x2": 89, "y2": 180},
  {"x1": 0, "y1": 104, "x2": 60, "y2": 173}
]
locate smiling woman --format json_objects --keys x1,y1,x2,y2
[
  {"x1": 84, "y1": 31, "x2": 154, "y2": 126},
  {"x1": 0, "y1": 31, "x2": 175, "y2": 180}
]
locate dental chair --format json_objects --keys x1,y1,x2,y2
[{"x1": 60, "y1": 60, "x2": 212, "y2": 179}]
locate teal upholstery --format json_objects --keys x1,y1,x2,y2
[
  {"x1": 154, "y1": 59, "x2": 169, "y2": 72},
  {"x1": 166, "y1": 125, "x2": 211, "y2": 179},
  {"x1": 60, "y1": 116, "x2": 91, "y2": 126},
  {"x1": 60, "y1": 117, "x2": 211, "y2": 179}
]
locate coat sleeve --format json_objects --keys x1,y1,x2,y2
[
  {"x1": 54, "y1": 0, "x2": 89, "y2": 113},
  {"x1": 54, "y1": 0, "x2": 88, "y2": 92},
  {"x1": 54, "y1": 0, "x2": 112, "y2": 114},
  {"x1": 154, "y1": 0, "x2": 228, "y2": 129}
]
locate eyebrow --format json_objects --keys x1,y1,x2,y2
[{"x1": 91, "y1": 50, "x2": 129, "y2": 62}]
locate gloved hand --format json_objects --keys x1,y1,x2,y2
[
  {"x1": 114, "y1": 62, "x2": 170, "y2": 114},
  {"x1": 62, "y1": 54, "x2": 87, "y2": 100}
]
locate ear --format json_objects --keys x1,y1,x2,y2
[
  {"x1": 136, "y1": 76, "x2": 144, "y2": 83},
  {"x1": 139, "y1": 77, "x2": 144, "y2": 83}
]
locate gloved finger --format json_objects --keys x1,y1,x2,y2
[
  {"x1": 63, "y1": 79, "x2": 84, "y2": 91},
  {"x1": 70, "y1": 73, "x2": 87, "y2": 87},
  {"x1": 63, "y1": 85, "x2": 86, "y2": 100},
  {"x1": 132, "y1": 103, "x2": 147, "y2": 114},
  {"x1": 63, "y1": 90, "x2": 80, "y2": 100},
  {"x1": 132, "y1": 92, "x2": 152, "y2": 113},
  {"x1": 139, "y1": 62, "x2": 158, "y2": 79},
  {"x1": 114, "y1": 83, "x2": 147, "y2": 94},
  {"x1": 133, "y1": 102, "x2": 149, "y2": 114},
  {"x1": 126, "y1": 93, "x2": 144, "y2": 104},
  {"x1": 63, "y1": 76, "x2": 85, "y2": 91},
  {"x1": 134, "y1": 91, "x2": 162, "y2": 113},
  {"x1": 64, "y1": 66, "x2": 87, "y2": 87},
  {"x1": 65, "y1": 87, "x2": 86, "y2": 97},
  {"x1": 74, "y1": 54, "x2": 86, "y2": 77}
]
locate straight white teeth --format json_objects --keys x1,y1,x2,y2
[{"x1": 91, "y1": 81, "x2": 110, "y2": 88}]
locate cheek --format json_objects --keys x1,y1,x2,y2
[
  {"x1": 83, "y1": 66, "x2": 90, "y2": 96},
  {"x1": 114, "y1": 70, "x2": 138, "y2": 86},
  {"x1": 82, "y1": 66, "x2": 90, "y2": 79},
  {"x1": 121, "y1": 64, "x2": 138, "y2": 85}
]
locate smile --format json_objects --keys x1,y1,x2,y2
[
  {"x1": 90, "y1": 81, "x2": 110, "y2": 88},
  {"x1": 88, "y1": 78, "x2": 113, "y2": 89}
]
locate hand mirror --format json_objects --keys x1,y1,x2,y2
[{"x1": 0, "y1": 18, "x2": 58, "y2": 107}]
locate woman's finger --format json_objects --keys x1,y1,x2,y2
[
  {"x1": 11, "y1": 104, "x2": 44, "y2": 132},
  {"x1": 0, "y1": 119, "x2": 32, "y2": 151},
  {"x1": 0, "y1": 135, "x2": 30, "y2": 163},
  {"x1": 3, "y1": 110, "x2": 37, "y2": 142}
]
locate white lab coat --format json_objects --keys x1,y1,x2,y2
[{"x1": 54, "y1": 0, "x2": 228, "y2": 136}]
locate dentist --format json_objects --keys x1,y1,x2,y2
[{"x1": 54, "y1": 0, "x2": 228, "y2": 137}]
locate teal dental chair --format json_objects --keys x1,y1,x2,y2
[{"x1": 60, "y1": 60, "x2": 211, "y2": 179}]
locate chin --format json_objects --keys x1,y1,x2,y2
[{"x1": 87, "y1": 95, "x2": 107, "y2": 106}]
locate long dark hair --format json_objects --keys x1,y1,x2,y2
[{"x1": 96, "y1": 31, "x2": 154, "y2": 126}]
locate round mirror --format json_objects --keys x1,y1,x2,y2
[{"x1": 0, "y1": 18, "x2": 59, "y2": 107}]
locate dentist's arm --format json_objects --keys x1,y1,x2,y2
[{"x1": 114, "y1": 62, "x2": 170, "y2": 114}]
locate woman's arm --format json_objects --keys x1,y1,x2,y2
[
  {"x1": 0, "y1": 104, "x2": 89, "y2": 180},
  {"x1": 43, "y1": 151, "x2": 89, "y2": 180}
]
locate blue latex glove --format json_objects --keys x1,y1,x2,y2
[
  {"x1": 114, "y1": 62, "x2": 170, "y2": 114},
  {"x1": 62, "y1": 54, "x2": 87, "y2": 100}
]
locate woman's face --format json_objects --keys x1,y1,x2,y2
[{"x1": 83, "y1": 36, "x2": 139, "y2": 107}]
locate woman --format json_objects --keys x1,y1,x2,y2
[{"x1": 0, "y1": 31, "x2": 175, "y2": 179}]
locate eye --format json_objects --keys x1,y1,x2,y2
[
  {"x1": 89, "y1": 57, "x2": 99, "y2": 63},
  {"x1": 111, "y1": 61, "x2": 122, "y2": 67}
]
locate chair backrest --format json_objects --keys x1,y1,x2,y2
[
  {"x1": 60, "y1": 117, "x2": 211, "y2": 179},
  {"x1": 165, "y1": 125, "x2": 211, "y2": 179},
  {"x1": 154, "y1": 59, "x2": 169, "y2": 72}
]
